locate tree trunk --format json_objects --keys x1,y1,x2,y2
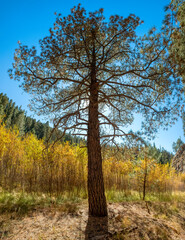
[
  {"x1": 87, "y1": 31, "x2": 107, "y2": 217},
  {"x1": 143, "y1": 169, "x2": 147, "y2": 201},
  {"x1": 87, "y1": 82, "x2": 107, "y2": 216}
]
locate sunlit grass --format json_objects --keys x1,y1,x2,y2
[
  {"x1": 145, "y1": 191, "x2": 185, "y2": 202},
  {"x1": 0, "y1": 190, "x2": 184, "y2": 215},
  {"x1": 0, "y1": 190, "x2": 85, "y2": 215},
  {"x1": 106, "y1": 190, "x2": 185, "y2": 203},
  {"x1": 106, "y1": 190, "x2": 141, "y2": 202}
]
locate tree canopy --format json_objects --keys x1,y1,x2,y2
[
  {"x1": 164, "y1": 0, "x2": 185, "y2": 139},
  {"x1": 165, "y1": 0, "x2": 185, "y2": 81},
  {"x1": 10, "y1": 5, "x2": 183, "y2": 143}
]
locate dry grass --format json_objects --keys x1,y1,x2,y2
[{"x1": 0, "y1": 200, "x2": 185, "y2": 240}]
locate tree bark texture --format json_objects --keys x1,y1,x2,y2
[
  {"x1": 87, "y1": 80, "x2": 107, "y2": 216},
  {"x1": 87, "y1": 39, "x2": 107, "y2": 216}
]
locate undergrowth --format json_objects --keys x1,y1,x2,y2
[
  {"x1": 0, "y1": 190, "x2": 184, "y2": 215},
  {"x1": 0, "y1": 191, "x2": 83, "y2": 215},
  {"x1": 106, "y1": 190, "x2": 185, "y2": 203}
]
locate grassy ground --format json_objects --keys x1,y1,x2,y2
[
  {"x1": 106, "y1": 190, "x2": 185, "y2": 203},
  {"x1": 0, "y1": 191, "x2": 84, "y2": 215},
  {"x1": 0, "y1": 190, "x2": 185, "y2": 239},
  {"x1": 0, "y1": 190, "x2": 185, "y2": 215}
]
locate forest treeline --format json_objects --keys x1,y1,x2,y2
[
  {"x1": 0, "y1": 94, "x2": 183, "y2": 199},
  {"x1": 0, "y1": 92, "x2": 174, "y2": 164},
  {"x1": 0, "y1": 121, "x2": 184, "y2": 200},
  {"x1": 0, "y1": 93, "x2": 81, "y2": 144},
  {"x1": 1, "y1": 92, "x2": 183, "y2": 201}
]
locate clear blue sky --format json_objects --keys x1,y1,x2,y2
[{"x1": 0, "y1": 0, "x2": 184, "y2": 152}]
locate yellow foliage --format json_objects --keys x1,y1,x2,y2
[{"x1": 0, "y1": 123, "x2": 184, "y2": 196}]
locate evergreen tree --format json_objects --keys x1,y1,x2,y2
[
  {"x1": 172, "y1": 137, "x2": 184, "y2": 153},
  {"x1": 165, "y1": 0, "x2": 185, "y2": 81},
  {"x1": 0, "y1": 93, "x2": 25, "y2": 135},
  {"x1": 10, "y1": 5, "x2": 183, "y2": 216},
  {"x1": 165, "y1": 1, "x2": 185, "y2": 139},
  {"x1": 11, "y1": 106, "x2": 25, "y2": 135},
  {"x1": 146, "y1": 144, "x2": 173, "y2": 164},
  {"x1": 4, "y1": 100, "x2": 15, "y2": 128},
  {"x1": 0, "y1": 93, "x2": 9, "y2": 116},
  {"x1": 0, "y1": 92, "x2": 79, "y2": 143}
]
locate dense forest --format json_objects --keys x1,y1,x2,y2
[
  {"x1": 0, "y1": 93, "x2": 82, "y2": 144},
  {"x1": 0, "y1": 92, "x2": 174, "y2": 164},
  {"x1": 0, "y1": 93, "x2": 180, "y2": 199},
  {"x1": 0, "y1": 108, "x2": 184, "y2": 198}
]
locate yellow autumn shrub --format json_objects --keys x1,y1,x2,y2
[{"x1": 0, "y1": 122, "x2": 184, "y2": 198}]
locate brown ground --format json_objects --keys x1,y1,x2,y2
[{"x1": 0, "y1": 201, "x2": 185, "y2": 240}]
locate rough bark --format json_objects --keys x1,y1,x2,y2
[
  {"x1": 87, "y1": 33, "x2": 107, "y2": 216},
  {"x1": 87, "y1": 81, "x2": 107, "y2": 216}
]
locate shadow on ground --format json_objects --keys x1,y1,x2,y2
[{"x1": 85, "y1": 216, "x2": 108, "y2": 239}]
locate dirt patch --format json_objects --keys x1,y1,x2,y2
[{"x1": 0, "y1": 202, "x2": 185, "y2": 240}]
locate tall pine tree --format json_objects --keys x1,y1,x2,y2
[{"x1": 10, "y1": 5, "x2": 183, "y2": 216}]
